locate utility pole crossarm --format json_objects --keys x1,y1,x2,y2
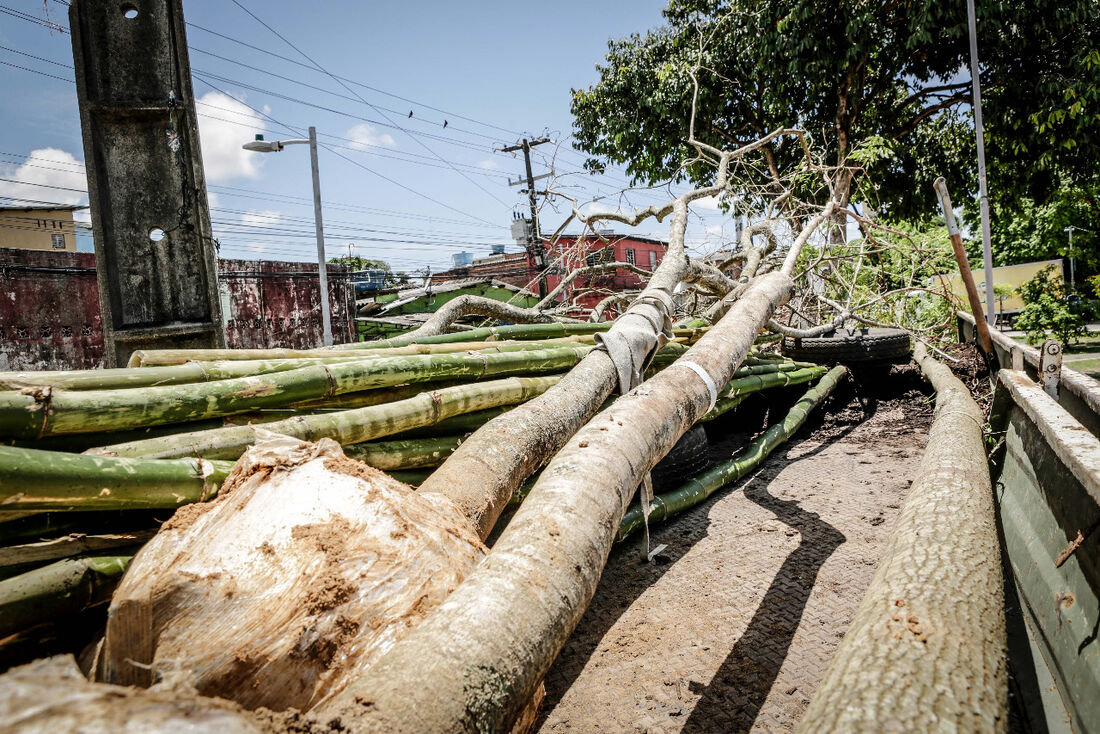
[{"x1": 500, "y1": 137, "x2": 553, "y2": 299}]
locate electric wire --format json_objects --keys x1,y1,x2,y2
[{"x1": 226, "y1": 0, "x2": 513, "y2": 209}]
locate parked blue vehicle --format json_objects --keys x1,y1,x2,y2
[{"x1": 351, "y1": 269, "x2": 389, "y2": 296}]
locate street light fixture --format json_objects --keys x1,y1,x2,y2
[{"x1": 241, "y1": 127, "x2": 333, "y2": 346}]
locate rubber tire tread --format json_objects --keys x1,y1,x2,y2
[
  {"x1": 651, "y1": 425, "x2": 709, "y2": 492},
  {"x1": 781, "y1": 328, "x2": 911, "y2": 363}
]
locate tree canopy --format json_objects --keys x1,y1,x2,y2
[
  {"x1": 571, "y1": 0, "x2": 1099, "y2": 224},
  {"x1": 327, "y1": 255, "x2": 391, "y2": 271}
]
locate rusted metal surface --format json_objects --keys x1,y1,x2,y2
[
  {"x1": 0, "y1": 250, "x2": 103, "y2": 371},
  {"x1": 958, "y1": 311, "x2": 1100, "y2": 436},
  {"x1": 0, "y1": 249, "x2": 354, "y2": 370},
  {"x1": 70, "y1": 0, "x2": 224, "y2": 366},
  {"x1": 220, "y1": 259, "x2": 355, "y2": 350},
  {"x1": 1039, "y1": 339, "x2": 1064, "y2": 400},
  {"x1": 991, "y1": 368, "x2": 1100, "y2": 734}
]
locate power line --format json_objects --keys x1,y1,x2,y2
[
  {"x1": 191, "y1": 74, "x2": 502, "y2": 227},
  {"x1": 0, "y1": 150, "x2": 501, "y2": 228},
  {"x1": 188, "y1": 45, "x2": 506, "y2": 144},
  {"x1": 183, "y1": 21, "x2": 522, "y2": 139},
  {"x1": 0, "y1": 179, "x2": 513, "y2": 251},
  {"x1": 1, "y1": 4, "x2": 657, "y2": 194},
  {"x1": 0, "y1": 40, "x2": 665, "y2": 206},
  {"x1": 225, "y1": 0, "x2": 512, "y2": 209}
]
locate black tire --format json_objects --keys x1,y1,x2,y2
[
  {"x1": 781, "y1": 327, "x2": 911, "y2": 364},
  {"x1": 651, "y1": 425, "x2": 709, "y2": 492}
]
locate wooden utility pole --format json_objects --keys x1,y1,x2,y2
[
  {"x1": 501, "y1": 138, "x2": 551, "y2": 298},
  {"x1": 935, "y1": 178, "x2": 994, "y2": 357},
  {"x1": 70, "y1": 0, "x2": 224, "y2": 367}
]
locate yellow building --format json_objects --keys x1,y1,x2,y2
[
  {"x1": 0, "y1": 205, "x2": 86, "y2": 252},
  {"x1": 938, "y1": 259, "x2": 1064, "y2": 313}
]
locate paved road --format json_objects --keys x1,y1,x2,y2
[{"x1": 537, "y1": 381, "x2": 929, "y2": 733}]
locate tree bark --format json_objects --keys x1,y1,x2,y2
[
  {"x1": 401, "y1": 296, "x2": 565, "y2": 341},
  {"x1": 311, "y1": 271, "x2": 793, "y2": 732},
  {"x1": 797, "y1": 343, "x2": 1007, "y2": 732}
]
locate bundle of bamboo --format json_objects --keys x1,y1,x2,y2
[{"x1": 0, "y1": 322, "x2": 831, "y2": 713}]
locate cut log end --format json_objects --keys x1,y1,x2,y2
[{"x1": 98, "y1": 433, "x2": 486, "y2": 714}]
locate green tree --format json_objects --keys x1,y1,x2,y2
[
  {"x1": 1014, "y1": 264, "x2": 1088, "y2": 345},
  {"x1": 971, "y1": 172, "x2": 1100, "y2": 273},
  {"x1": 327, "y1": 255, "x2": 391, "y2": 271},
  {"x1": 570, "y1": 0, "x2": 1099, "y2": 221}
]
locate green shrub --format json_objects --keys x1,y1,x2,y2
[{"x1": 1015, "y1": 265, "x2": 1088, "y2": 345}]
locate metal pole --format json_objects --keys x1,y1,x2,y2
[
  {"x1": 309, "y1": 126, "x2": 333, "y2": 347},
  {"x1": 967, "y1": 0, "x2": 996, "y2": 325},
  {"x1": 1068, "y1": 226, "x2": 1076, "y2": 291}
]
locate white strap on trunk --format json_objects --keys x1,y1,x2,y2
[
  {"x1": 670, "y1": 360, "x2": 718, "y2": 413},
  {"x1": 640, "y1": 471, "x2": 654, "y2": 561}
]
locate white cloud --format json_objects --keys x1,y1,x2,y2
[
  {"x1": 692, "y1": 195, "x2": 725, "y2": 212},
  {"x1": 346, "y1": 123, "x2": 396, "y2": 150},
  {"x1": 239, "y1": 209, "x2": 282, "y2": 229},
  {"x1": 477, "y1": 159, "x2": 497, "y2": 170},
  {"x1": 196, "y1": 91, "x2": 268, "y2": 182},
  {"x1": 0, "y1": 148, "x2": 87, "y2": 207}
]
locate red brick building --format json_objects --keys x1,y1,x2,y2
[{"x1": 435, "y1": 233, "x2": 668, "y2": 315}]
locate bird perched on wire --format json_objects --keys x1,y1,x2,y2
[
  {"x1": 408, "y1": 110, "x2": 413, "y2": 118},
  {"x1": 443, "y1": 120, "x2": 449, "y2": 129}
]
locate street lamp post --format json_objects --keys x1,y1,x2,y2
[{"x1": 243, "y1": 126, "x2": 333, "y2": 347}]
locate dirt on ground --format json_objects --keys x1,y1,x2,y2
[{"x1": 537, "y1": 360, "x2": 935, "y2": 733}]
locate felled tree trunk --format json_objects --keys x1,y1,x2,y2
[
  {"x1": 796, "y1": 344, "x2": 1007, "y2": 732},
  {"x1": 98, "y1": 434, "x2": 487, "y2": 713},
  {"x1": 312, "y1": 271, "x2": 794, "y2": 732},
  {"x1": 416, "y1": 196, "x2": 698, "y2": 540},
  {"x1": 0, "y1": 655, "x2": 259, "y2": 732}
]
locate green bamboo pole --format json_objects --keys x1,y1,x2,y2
[
  {"x1": 386, "y1": 407, "x2": 512, "y2": 440},
  {"x1": 0, "y1": 347, "x2": 589, "y2": 439},
  {"x1": 0, "y1": 510, "x2": 165, "y2": 546},
  {"x1": 4, "y1": 339, "x2": 592, "y2": 392},
  {"x1": 337, "y1": 322, "x2": 707, "y2": 351},
  {"x1": 0, "y1": 554, "x2": 132, "y2": 639},
  {"x1": 700, "y1": 395, "x2": 748, "y2": 422},
  {"x1": 3, "y1": 419, "x2": 226, "y2": 454},
  {"x1": 334, "y1": 322, "x2": 614, "y2": 350},
  {"x1": 344, "y1": 435, "x2": 464, "y2": 470},
  {"x1": 386, "y1": 469, "x2": 435, "y2": 487},
  {"x1": 0, "y1": 531, "x2": 155, "y2": 570},
  {"x1": 288, "y1": 379, "x2": 467, "y2": 411},
  {"x1": 0, "y1": 444, "x2": 233, "y2": 513},
  {"x1": 618, "y1": 365, "x2": 847, "y2": 540},
  {"x1": 127, "y1": 336, "x2": 594, "y2": 367},
  {"x1": 697, "y1": 365, "x2": 828, "y2": 422},
  {"x1": 94, "y1": 375, "x2": 563, "y2": 461}
]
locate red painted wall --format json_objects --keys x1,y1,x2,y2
[
  {"x1": 431, "y1": 236, "x2": 668, "y2": 315},
  {"x1": 0, "y1": 249, "x2": 355, "y2": 371},
  {"x1": 542, "y1": 235, "x2": 667, "y2": 314}
]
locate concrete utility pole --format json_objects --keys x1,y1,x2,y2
[
  {"x1": 501, "y1": 138, "x2": 552, "y2": 298},
  {"x1": 70, "y1": 0, "x2": 225, "y2": 367}
]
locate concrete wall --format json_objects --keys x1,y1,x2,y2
[
  {"x1": 0, "y1": 209, "x2": 80, "y2": 252},
  {"x1": 0, "y1": 249, "x2": 355, "y2": 371}
]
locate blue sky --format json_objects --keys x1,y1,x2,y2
[{"x1": 0, "y1": 0, "x2": 739, "y2": 273}]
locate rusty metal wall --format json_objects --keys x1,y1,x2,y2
[
  {"x1": 0, "y1": 249, "x2": 354, "y2": 370},
  {"x1": 221, "y1": 259, "x2": 355, "y2": 350},
  {"x1": 0, "y1": 250, "x2": 104, "y2": 371}
]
